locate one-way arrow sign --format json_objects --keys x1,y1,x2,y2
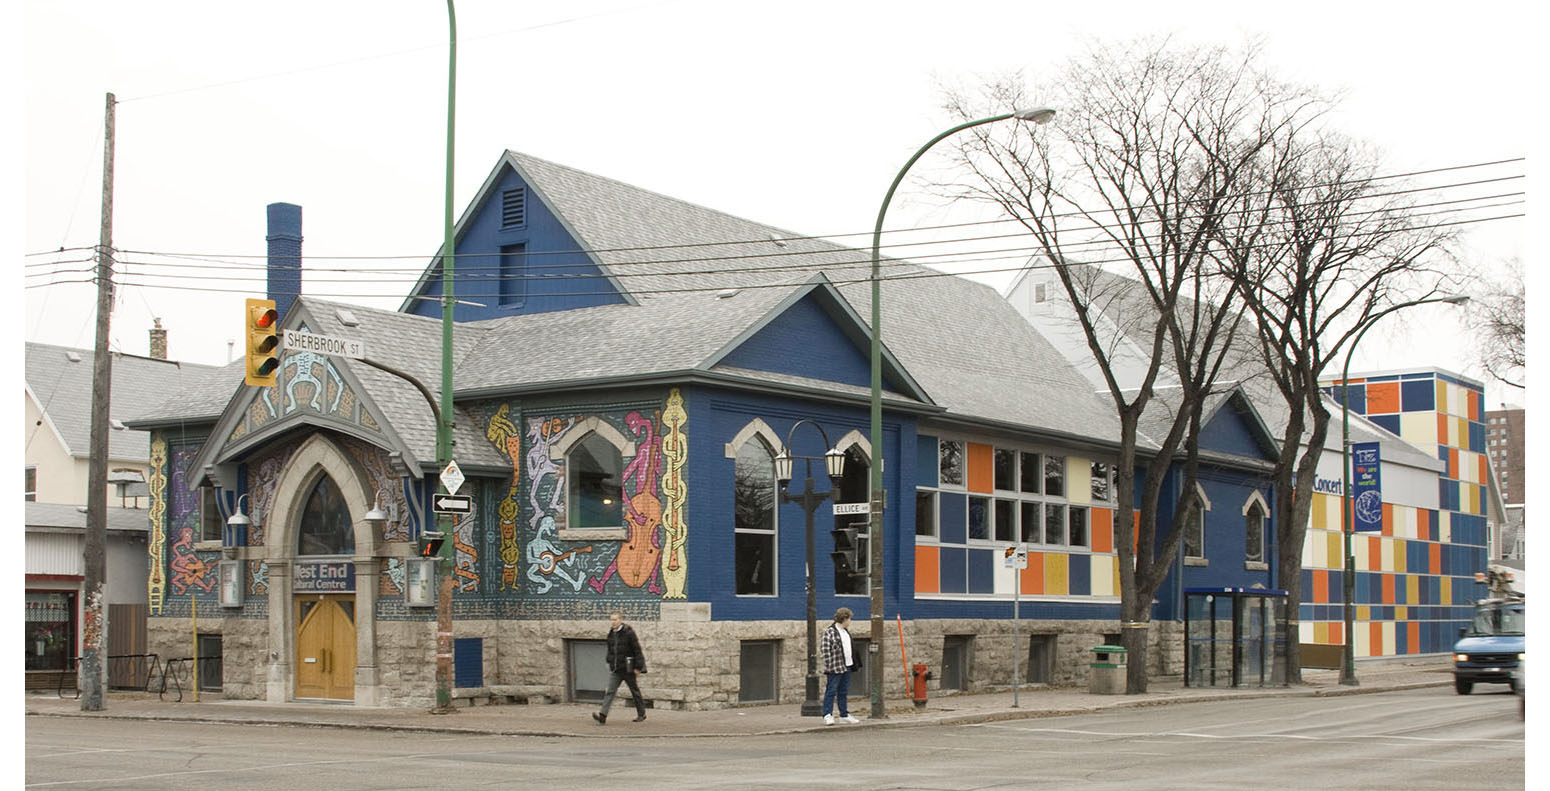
[{"x1": 433, "y1": 494, "x2": 473, "y2": 515}]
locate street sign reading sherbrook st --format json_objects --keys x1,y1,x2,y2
[{"x1": 283, "y1": 329, "x2": 365, "y2": 360}]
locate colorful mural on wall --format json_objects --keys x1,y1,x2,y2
[
  {"x1": 481, "y1": 390, "x2": 689, "y2": 600},
  {"x1": 452, "y1": 501, "x2": 480, "y2": 593},
  {"x1": 168, "y1": 445, "x2": 215, "y2": 596},
  {"x1": 147, "y1": 435, "x2": 169, "y2": 614},
  {"x1": 227, "y1": 322, "x2": 385, "y2": 445}
]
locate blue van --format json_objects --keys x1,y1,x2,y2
[{"x1": 1452, "y1": 596, "x2": 1525, "y2": 695}]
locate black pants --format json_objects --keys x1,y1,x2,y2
[{"x1": 599, "y1": 670, "x2": 644, "y2": 717}]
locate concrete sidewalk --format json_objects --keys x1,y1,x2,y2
[{"x1": 25, "y1": 659, "x2": 1455, "y2": 739}]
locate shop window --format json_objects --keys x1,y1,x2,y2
[
  {"x1": 738, "y1": 640, "x2": 780, "y2": 703},
  {"x1": 734, "y1": 440, "x2": 778, "y2": 596},
  {"x1": 569, "y1": 433, "x2": 623, "y2": 530},
  {"x1": 25, "y1": 591, "x2": 75, "y2": 671},
  {"x1": 297, "y1": 475, "x2": 354, "y2": 556}
]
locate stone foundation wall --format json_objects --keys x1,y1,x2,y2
[{"x1": 147, "y1": 608, "x2": 1187, "y2": 709}]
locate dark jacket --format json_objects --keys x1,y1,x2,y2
[{"x1": 605, "y1": 623, "x2": 647, "y2": 674}]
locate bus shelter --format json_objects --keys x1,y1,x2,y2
[{"x1": 1184, "y1": 587, "x2": 1289, "y2": 688}]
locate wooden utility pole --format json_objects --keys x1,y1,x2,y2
[{"x1": 81, "y1": 91, "x2": 116, "y2": 711}]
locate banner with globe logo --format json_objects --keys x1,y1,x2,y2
[{"x1": 1351, "y1": 442, "x2": 1383, "y2": 532}]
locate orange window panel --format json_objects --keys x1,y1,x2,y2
[
  {"x1": 1448, "y1": 448, "x2": 1460, "y2": 480},
  {"x1": 1408, "y1": 621, "x2": 1420, "y2": 654},
  {"x1": 1366, "y1": 381, "x2": 1400, "y2": 414},
  {"x1": 1312, "y1": 570, "x2": 1328, "y2": 603},
  {"x1": 1437, "y1": 414, "x2": 1450, "y2": 445},
  {"x1": 1023, "y1": 551, "x2": 1045, "y2": 595},
  {"x1": 1478, "y1": 455, "x2": 1488, "y2": 485},
  {"x1": 1368, "y1": 536, "x2": 1382, "y2": 570},
  {"x1": 914, "y1": 546, "x2": 940, "y2": 594},
  {"x1": 1381, "y1": 502, "x2": 1394, "y2": 536},
  {"x1": 965, "y1": 442, "x2": 993, "y2": 494},
  {"x1": 1091, "y1": 508, "x2": 1114, "y2": 553},
  {"x1": 1382, "y1": 574, "x2": 1395, "y2": 604},
  {"x1": 1328, "y1": 621, "x2": 1343, "y2": 647},
  {"x1": 1469, "y1": 390, "x2": 1481, "y2": 421},
  {"x1": 1370, "y1": 623, "x2": 1385, "y2": 654},
  {"x1": 1429, "y1": 543, "x2": 1441, "y2": 575}
]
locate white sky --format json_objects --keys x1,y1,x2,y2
[{"x1": 14, "y1": 0, "x2": 1532, "y2": 408}]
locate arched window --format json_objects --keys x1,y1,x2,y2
[
  {"x1": 297, "y1": 475, "x2": 354, "y2": 556},
  {"x1": 734, "y1": 439, "x2": 778, "y2": 596},
  {"x1": 1245, "y1": 500, "x2": 1267, "y2": 563},
  {"x1": 569, "y1": 433, "x2": 623, "y2": 529}
]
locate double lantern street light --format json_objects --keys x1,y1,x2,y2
[
  {"x1": 865, "y1": 105, "x2": 1056, "y2": 717},
  {"x1": 772, "y1": 420, "x2": 848, "y2": 718},
  {"x1": 1337, "y1": 294, "x2": 1470, "y2": 687}
]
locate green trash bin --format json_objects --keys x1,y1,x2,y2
[{"x1": 1090, "y1": 645, "x2": 1127, "y2": 694}]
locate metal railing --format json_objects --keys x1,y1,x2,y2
[
  {"x1": 157, "y1": 655, "x2": 223, "y2": 702},
  {"x1": 58, "y1": 654, "x2": 163, "y2": 699}
]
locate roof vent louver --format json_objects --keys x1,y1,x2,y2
[
  {"x1": 502, "y1": 188, "x2": 527, "y2": 229},
  {"x1": 65, "y1": 351, "x2": 82, "y2": 363},
  {"x1": 768, "y1": 234, "x2": 789, "y2": 248},
  {"x1": 717, "y1": 289, "x2": 740, "y2": 299},
  {"x1": 337, "y1": 309, "x2": 360, "y2": 327}
]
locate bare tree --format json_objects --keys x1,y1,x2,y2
[
  {"x1": 1217, "y1": 131, "x2": 1457, "y2": 681},
  {"x1": 1464, "y1": 258, "x2": 1524, "y2": 389},
  {"x1": 941, "y1": 39, "x2": 1324, "y2": 692}
]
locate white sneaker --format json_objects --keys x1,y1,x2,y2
[
  {"x1": 841, "y1": 715, "x2": 860, "y2": 724},
  {"x1": 823, "y1": 714, "x2": 834, "y2": 725}
]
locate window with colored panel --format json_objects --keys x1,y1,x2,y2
[
  {"x1": 1366, "y1": 381, "x2": 1400, "y2": 414},
  {"x1": 966, "y1": 442, "x2": 993, "y2": 494}
]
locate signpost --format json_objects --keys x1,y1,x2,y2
[
  {"x1": 282, "y1": 329, "x2": 365, "y2": 360},
  {"x1": 833, "y1": 502, "x2": 871, "y2": 516},
  {"x1": 432, "y1": 494, "x2": 473, "y2": 515},
  {"x1": 1004, "y1": 543, "x2": 1028, "y2": 707},
  {"x1": 440, "y1": 460, "x2": 465, "y2": 496}
]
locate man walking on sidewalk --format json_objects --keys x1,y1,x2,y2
[
  {"x1": 820, "y1": 607, "x2": 860, "y2": 725},
  {"x1": 593, "y1": 611, "x2": 648, "y2": 725}
]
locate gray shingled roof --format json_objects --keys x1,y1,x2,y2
[
  {"x1": 25, "y1": 342, "x2": 225, "y2": 460},
  {"x1": 25, "y1": 501, "x2": 150, "y2": 532}
]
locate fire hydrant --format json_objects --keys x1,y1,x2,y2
[{"x1": 911, "y1": 663, "x2": 932, "y2": 708}]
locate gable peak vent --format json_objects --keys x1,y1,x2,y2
[{"x1": 502, "y1": 187, "x2": 527, "y2": 229}]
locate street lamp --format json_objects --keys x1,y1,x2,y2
[
  {"x1": 1338, "y1": 294, "x2": 1469, "y2": 686},
  {"x1": 774, "y1": 419, "x2": 848, "y2": 717},
  {"x1": 867, "y1": 106, "x2": 1056, "y2": 717},
  {"x1": 431, "y1": 0, "x2": 459, "y2": 716}
]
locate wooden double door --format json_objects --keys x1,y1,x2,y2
[{"x1": 294, "y1": 594, "x2": 356, "y2": 700}]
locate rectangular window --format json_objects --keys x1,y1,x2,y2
[
  {"x1": 1090, "y1": 462, "x2": 1111, "y2": 501},
  {"x1": 738, "y1": 640, "x2": 780, "y2": 703},
  {"x1": 24, "y1": 591, "x2": 75, "y2": 671},
  {"x1": 199, "y1": 486, "x2": 223, "y2": 542},
  {"x1": 24, "y1": 466, "x2": 36, "y2": 502},
  {"x1": 566, "y1": 639, "x2": 608, "y2": 702},
  {"x1": 915, "y1": 490, "x2": 938, "y2": 538},
  {"x1": 939, "y1": 440, "x2": 964, "y2": 487},
  {"x1": 994, "y1": 499, "x2": 1016, "y2": 542},
  {"x1": 993, "y1": 448, "x2": 1016, "y2": 491},
  {"x1": 1026, "y1": 634, "x2": 1056, "y2": 684},
  {"x1": 967, "y1": 496, "x2": 990, "y2": 541},
  {"x1": 1068, "y1": 506, "x2": 1088, "y2": 548},
  {"x1": 1044, "y1": 503, "x2": 1065, "y2": 545},
  {"x1": 499, "y1": 243, "x2": 527, "y2": 307},
  {"x1": 1019, "y1": 452, "x2": 1041, "y2": 494},
  {"x1": 1185, "y1": 503, "x2": 1205, "y2": 559},
  {"x1": 734, "y1": 441, "x2": 778, "y2": 596},
  {"x1": 1020, "y1": 501, "x2": 1040, "y2": 543},
  {"x1": 1044, "y1": 455, "x2": 1065, "y2": 497}
]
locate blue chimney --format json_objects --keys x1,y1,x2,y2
[{"x1": 266, "y1": 203, "x2": 302, "y2": 320}]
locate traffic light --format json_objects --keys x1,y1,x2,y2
[
  {"x1": 418, "y1": 530, "x2": 446, "y2": 558},
  {"x1": 243, "y1": 298, "x2": 280, "y2": 386},
  {"x1": 831, "y1": 526, "x2": 862, "y2": 578}
]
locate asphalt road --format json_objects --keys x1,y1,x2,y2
[{"x1": 24, "y1": 688, "x2": 1524, "y2": 790}]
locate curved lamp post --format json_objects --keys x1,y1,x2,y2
[
  {"x1": 866, "y1": 106, "x2": 1056, "y2": 717},
  {"x1": 225, "y1": 493, "x2": 253, "y2": 558},
  {"x1": 1338, "y1": 294, "x2": 1469, "y2": 686},
  {"x1": 773, "y1": 420, "x2": 847, "y2": 717}
]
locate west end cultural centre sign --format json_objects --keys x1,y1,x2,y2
[
  {"x1": 294, "y1": 561, "x2": 355, "y2": 593},
  {"x1": 1351, "y1": 441, "x2": 1383, "y2": 533}
]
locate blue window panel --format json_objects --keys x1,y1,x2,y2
[
  {"x1": 1395, "y1": 575, "x2": 1408, "y2": 605},
  {"x1": 1299, "y1": 603, "x2": 1318, "y2": 621},
  {"x1": 939, "y1": 492, "x2": 967, "y2": 544},
  {"x1": 1394, "y1": 623, "x2": 1407, "y2": 654},
  {"x1": 1400, "y1": 379, "x2": 1435, "y2": 412},
  {"x1": 939, "y1": 547, "x2": 967, "y2": 593},
  {"x1": 1331, "y1": 384, "x2": 1365, "y2": 414},
  {"x1": 454, "y1": 637, "x2": 483, "y2": 688},
  {"x1": 917, "y1": 435, "x2": 939, "y2": 488},
  {"x1": 1470, "y1": 421, "x2": 1485, "y2": 453},
  {"x1": 1438, "y1": 481, "x2": 1456, "y2": 512},
  {"x1": 966, "y1": 549, "x2": 995, "y2": 594},
  {"x1": 1369, "y1": 414, "x2": 1402, "y2": 436},
  {"x1": 1409, "y1": 543, "x2": 1427, "y2": 573},
  {"x1": 1068, "y1": 555, "x2": 1091, "y2": 596},
  {"x1": 1301, "y1": 569, "x2": 1315, "y2": 598},
  {"x1": 1426, "y1": 510, "x2": 1439, "y2": 541}
]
